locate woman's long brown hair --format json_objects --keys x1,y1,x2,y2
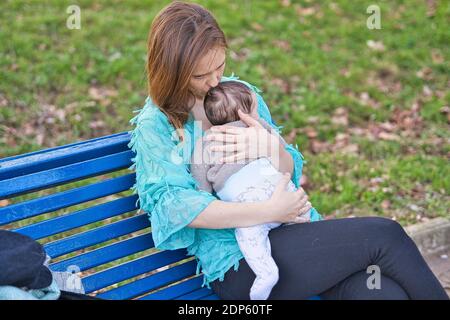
[{"x1": 147, "y1": 1, "x2": 227, "y2": 140}]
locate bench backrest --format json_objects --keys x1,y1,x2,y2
[{"x1": 0, "y1": 132, "x2": 217, "y2": 300}]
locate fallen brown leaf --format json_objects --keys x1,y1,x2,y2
[
  {"x1": 367, "y1": 40, "x2": 385, "y2": 52},
  {"x1": 331, "y1": 107, "x2": 349, "y2": 126},
  {"x1": 379, "y1": 131, "x2": 401, "y2": 141},
  {"x1": 304, "y1": 127, "x2": 318, "y2": 139},
  {"x1": 381, "y1": 200, "x2": 391, "y2": 210},
  {"x1": 272, "y1": 39, "x2": 292, "y2": 52},
  {"x1": 295, "y1": 5, "x2": 316, "y2": 16},
  {"x1": 310, "y1": 140, "x2": 331, "y2": 154}
]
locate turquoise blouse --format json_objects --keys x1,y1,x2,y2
[{"x1": 127, "y1": 74, "x2": 323, "y2": 288}]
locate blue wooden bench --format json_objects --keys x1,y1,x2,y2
[
  {"x1": 0, "y1": 131, "x2": 322, "y2": 300},
  {"x1": 0, "y1": 132, "x2": 218, "y2": 300}
]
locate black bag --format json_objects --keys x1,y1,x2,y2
[{"x1": 0, "y1": 230, "x2": 53, "y2": 289}]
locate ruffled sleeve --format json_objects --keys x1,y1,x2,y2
[{"x1": 127, "y1": 98, "x2": 217, "y2": 250}]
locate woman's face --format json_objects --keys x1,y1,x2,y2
[{"x1": 189, "y1": 47, "x2": 226, "y2": 100}]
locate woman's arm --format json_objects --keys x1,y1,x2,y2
[
  {"x1": 258, "y1": 117, "x2": 295, "y2": 176},
  {"x1": 189, "y1": 172, "x2": 311, "y2": 228},
  {"x1": 208, "y1": 110, "x2": 295, "y2": 178},
  {"x1": 255, "y1": 91, "x2": 306, "y2": 188},
  {"x1": 190, "y1": 137, "x2": 214, "y2": 194},
  {"x1": 188, "y1": 199, "x2": 273, "y2": 229},
  {"x1": 129, "y1": 96, "x2": 309, "y2": 247},
  {"x1": 275, "y1": 144, "x2": 295, "y2": 176},
  {"x1": 189, "y1": 128, "x2": 292, "y2": 229}
]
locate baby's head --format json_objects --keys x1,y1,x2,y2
[{"x1": 203, "y1": 81, "x2": 258, "y2": 126}]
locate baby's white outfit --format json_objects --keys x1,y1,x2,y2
[
  {"x1": 217, "y1": 157, "x2": 310, "y2": 300},
  {"x1": 190, "y1": 119, "x2": 310, "y2": 300}
]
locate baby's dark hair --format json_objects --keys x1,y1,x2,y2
[{"x1": 203, "y1": 81, "x2": 254, "y2": 125}]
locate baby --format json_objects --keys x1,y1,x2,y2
[{"x1": 190, "y1": 81, "x2": 311, "y2": 300}]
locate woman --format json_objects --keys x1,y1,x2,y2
[{"x1": 128, "y1": 1, "x2": 448, "y2": 300}]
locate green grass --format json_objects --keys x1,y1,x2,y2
[{"x1": 1, "y1": 0, "x2": 449, "y2": 227}]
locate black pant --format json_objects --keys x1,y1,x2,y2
[
  {"x1": 58, "y1": 291, "x2": 104, "y2": 300},
  {"x1": 211, "y1": 217, "x2": 449, "y2": 300}
]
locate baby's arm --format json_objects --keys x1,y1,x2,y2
[{"x1": 190, "y1": 137, "x2": 214, "y2": 194}]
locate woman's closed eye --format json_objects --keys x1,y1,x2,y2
[{"x1": 193, "y1": 61, "x2": 225, "y2": 80}]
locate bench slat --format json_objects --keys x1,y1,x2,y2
[
  {"x1": 49, "y1": 233, "x2": 154, "y2": 272},
  {"x1": 175, "y1": 287, "x2": 214, "y2": 300},
  {"x1": 96, "y1": 260, "x2": 197, "y2": 300},
  {"x1": 14, "y1": 196, "x2": 137, "y2": 240},
  {"x1": 200, "y1": 294, "x2": 220, "y2": 300},
  {"x1": 44, "y1": 214, "x2": 149, "y2": 258},
  {"x1": 0, "y1": 150, "x2": 134, "y2": 199},
  {"x1": 1, "y1": 132, "x2": 224, "y2": 300},
  {"x1": 0, "y1": 132, "x2": 130, "y2": 180},
  {"x1": 82, "y1": 250, "x2": 189, "y2": 293},
  {"x1": 0, "y1": 175, "x2": 136, "y2": 226},
  {"x1": 138, "y1": 276, "x2": 204, "y2": 300}
]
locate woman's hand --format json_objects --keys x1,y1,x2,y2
[
  {"x1": 205, "y1": 109, "x2": 280, "y2": 163},
  {"x1": 266, "y1": 173, "x2": 312, "y2": 224}
]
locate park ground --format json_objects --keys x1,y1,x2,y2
[{"x1": 1, "y1": 1, "x2": 449, "y2": 226}]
